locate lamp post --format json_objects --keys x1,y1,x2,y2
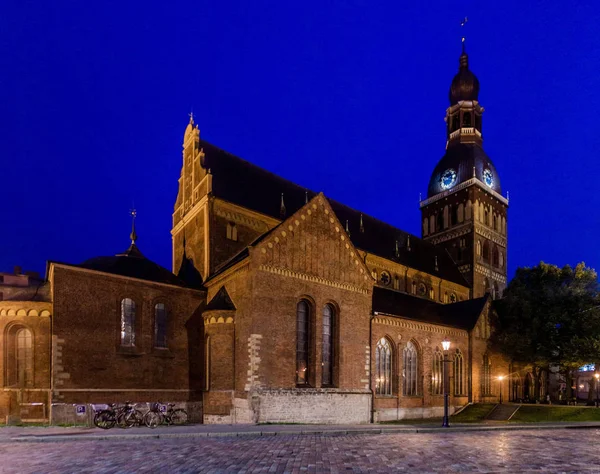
[
  {"x1": 498, "y1": 375, "x2": 505, "y2": 404},
  {"x1": 441, "y1": 337, "x2": 451, "y2": 428},
  {"x1": 595, "y1": 373, "x2": 599, "y2": 408}
]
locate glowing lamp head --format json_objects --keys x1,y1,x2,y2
[
  {"x1": 441, "y1": 337, "x2": 451, "y2": 352},
  {"x1": 595, "y1": 373, "x2": 599, "y2": 380},
  {"x1": 498, "y1": 375, "x2": 505, "y2": 381}
]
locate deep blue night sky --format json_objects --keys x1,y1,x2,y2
[{"x1": 2, "y1": 1, "x2": 599, "y2": 281}]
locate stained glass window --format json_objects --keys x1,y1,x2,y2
[
  {"x1": 375, "y1": 338, "x2": 392, "y2": 395},
  {"x1": 121, "y1": 298, "x2": 136, "y2": 347},
  {"x1": 154, "y1": 303, "x2": 167, "y2": 348}
]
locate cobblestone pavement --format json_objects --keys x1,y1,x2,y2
[{"x1": 1, "y1": 429, "x2": 600, "y2": 473}]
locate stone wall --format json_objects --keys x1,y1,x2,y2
[{"x1": 253, "y1": 389, "x2": 371, "y2": 424}]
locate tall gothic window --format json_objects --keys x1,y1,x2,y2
[
  {"x1": 432, "y1": 348, "x2": 443, "y2": 395},
  {"x1": 154, "y1": 303, "x2": 168, "y2": 348},
  {"x1": 454, "y1": 349, "x2": 464, "y2": 395},
  {"x1": 5, "y1": 326, "x2": 33, "y2": 387},
  {"x1": 482, "y1": 353, "x2": 492, "y2": 395},
  {"x1": 403, "y1": 341, "x2": 419, "y2": 396},
  {"x1": 463, "y1": 111, "x2": 472, "y2": 127},
  {"x1": 375, "y1": 338, "x2": 392, "y2": 395},
  {"x1": 296, "y1": 300, "x2": 310, "y2": 385},
  {"x1": 322, "y1": 304, "x2": 335, "y2": 386},
  {"x1": 482, "y1": 241, "x2": 490, "y2": 262},
  {"x1": 120, "y1": 298, "x2": 136, "y2": 347}
]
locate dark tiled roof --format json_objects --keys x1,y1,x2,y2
[
  {"x1": 427, "y1": 143, "x2": 502, "y2": 197},
  {"x1": 77, "y1": 244, "x2": 191, "y2": 288},
  {"x1": 372, "y1": 286, "x2": 488, "y2": 330},
  {"x1": 205, "y1": 286, "x2": 236, "y2": 311},
  {"x1": 200, "y1": 140, "x2": 467, "y2": 287}
]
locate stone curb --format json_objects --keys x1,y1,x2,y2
[{"x1": 7, "y1": 422, "x2": 600, "y2": 443}]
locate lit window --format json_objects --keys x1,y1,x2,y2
[
  {"x1": 17, "y1": 328, "x2": 33, "y2": 387},
  {"x1": 432, "y1": 348, "x2": 443, "y2": 395},
  {"x1": 403, "y1": 341, "x2": 419, "y2": 396},
  {"x1": 375, "y1": 338, "x2": 392, "y2": 395},
  {"x1": 429, "y1": 287, "x2": 434, "y2": 300},
  {"x1": 322, "y1": 304, "x2": 335, "y2": 386},
  {"x1": 454, "y1": 350, "x2": 464, "y2": 395},
  {"x1": 120, "y1": 298, "x2": 135, "y2": 347},
  {"x1": 482, "y1": 354, "x2": 492, "y2": 395},
  {"x1": 296, "y1": 300, "x2": 310, "y2": 385},
  {"x1": 154, "y1": 303, "x2": 167, "y2": 348},
  {"x1": 411, "y1": 281, "x2": 417, "y2": 295}
]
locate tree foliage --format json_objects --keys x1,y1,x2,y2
[{"x1": 490, "y1": 262, "x2": 600, "y2": 392}]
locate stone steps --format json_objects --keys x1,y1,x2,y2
[{"x1": 485, "y1": 404, "x2": 521, "y2": 421}]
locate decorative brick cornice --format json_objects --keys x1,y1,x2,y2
[
  {"x1": 0, "y1": 304, "x2": 51, "y2": 318},
  {"x1": 423, "y1": 223, "x2": 472, "y2": 245},
  {"x1": 258, "y1": 264, "x2": 370, "y2": 295},
  {"x1": 474, "y1": 223, "x2": 507, "y2": 247},
  {"x1": 372, "y1": 315, "x2": 468, "y2": 337},
  {"x1": 474, "y1": 264, "x2": 507, "y2": 283}
]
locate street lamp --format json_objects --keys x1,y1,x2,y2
[
  {"x1": 595, "y1": 373, "x2": 599, "y2": 408},
  {"x1": 498, "y1": 375, "x2": 505, "y2": 404},
  {"x1": 441, "y1": 337, "x2": 451, "y2": 428}
]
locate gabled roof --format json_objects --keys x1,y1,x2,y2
[
  {"x1": 200, "y1": 139, "x2": 467, "y2": 287},
  {"x1": 205, "y1": 286, "x2": 236, "y2": 311},
  {"x1": 372, "y1": 286, "x2": 488, "y2": 330}
]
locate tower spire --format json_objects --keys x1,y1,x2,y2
[
  {"x1": 280, "y1": 193, "x2": 286, "y2": 219},
  {"x1": 129, "y1": 208, "x2": 137, "y2": 245}
]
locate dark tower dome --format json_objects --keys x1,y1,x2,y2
[{"x1": 449, "y1": 47, "x2": 480, "y2": 105}]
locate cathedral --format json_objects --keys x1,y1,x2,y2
[{"x1": 0, "y1": 46, "x2": 510, "y2": 424}]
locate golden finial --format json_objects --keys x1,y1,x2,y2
[{"x1": 129, "y1": 208, "x2": 137, "y2": 244}]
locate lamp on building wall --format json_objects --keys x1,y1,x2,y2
[
  {"x1": 498, "y1": 375, "x2": 505, "y2": 404},
  {"x1": 441, "y1": 337, "x2": 451, "y2": 427},
  {"x1": 595, "y1": 373, "x2": 599, "y2": 408}
]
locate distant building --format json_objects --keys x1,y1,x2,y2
[{"x1": 0, "y1": 46, "x2": 511, "y2": 425}]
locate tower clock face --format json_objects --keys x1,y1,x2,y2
[
  {"x1": 440, "y1": 168, "x2": 457, "y2": 190},
  {"x1": 483, "y1": 168, "x2": 494, "y2": 187}
]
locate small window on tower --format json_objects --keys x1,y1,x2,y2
[{"x1": 226, "y1": 223, "x2": 238, "y2": 241}]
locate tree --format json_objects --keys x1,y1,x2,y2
[{"x1": 490, "y1": 262, "x2": 600, "y2": 401}]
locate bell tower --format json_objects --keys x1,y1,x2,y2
[{"x1": 420, "y1": 45, "x2": 508, "y2": 299}]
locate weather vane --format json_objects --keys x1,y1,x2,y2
[
  {"x1": 129, "y1": 207, "x2": 137, "y2": 244},
  {"x1": 461, "y1": 17, "x2": 468, "y2": 44}
]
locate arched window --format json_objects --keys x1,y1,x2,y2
[
  {"x1": 476, "y1": 240, "x2": 482, "y2": 256},
  {"x1": 120, "y1": 298, "x2": 136, "y2": 347},
  {"x1": 484, "y1": 278, "x2": 492, "y2": 296},
  {"x1": 463, "y1": 111, "x2": 472, "y2": 127},
  {"x1": 499, "y1": 251, "x2": 504, "y2": 268},
  {"x1": 411, "y1": 281, "x2": 417, "y2": 295},
  {"x1": 322, "y1": 304, "x2": 335, "y2": 386},
  {"x1": 429, "y1": 287, "x2": 435, "y2": 300},
  {"x1": 154, "y1": 303, "x2": 167, "y2": 348},
  {"x1": 432, "y1": 348, "x2": 443, "y2": 395},
  {"x1": 296, "y1": 300, "x2": 310, "y2": 385},
  {"x1": 423, "y1": 218, "x2": 429, "y2": 236},
  {"x1": 429, "y1": 215, "x2": 435, "y2": 233},
  {"x1": 493, "y1": 282, "x2": 500, "y2": 300},
  {"x1": 375, "y1": 338, "x2": 392, "y2": 395},
  {"x1": 482, "y1": 354, "x2": 492, "y2": 396},
  {"x1": 437, "y1": 213, "x2": 443, "y2": 233},
  {"x1": 403, "y1": 341, "x2": 419, "y2": 396},
  {"x1": 492, "y1": 246, "x2": 499, "y2": 267},
  {"x1": 452, "y1": 114, "x2": 459, "y2": 131},
  {"x1": 482, "y1": 241, "x2": 490, "y2": 262},
  {"x1": 493, "y1": 214, "x2": 498, "y2": 231},
  {"x1": 457, "y1": 203, "x2": 464, "y2": 223},
  {"x1": 454, "y1": 350, "x2": 464, "y2": 395},
  {"x1": 484, "y1": 209, "x2": 489, "y2": 226}
]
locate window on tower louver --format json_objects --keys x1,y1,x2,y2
[
  {"x1": 296, "y1": 300, "x2": 311, "y2": 385},
  {"x1": 120, "y1": 298, "x2": 136, "y2": 347},
  {"x1": 322, "y1": 304, "x2": 335, "y2": 386},
  {"x1": 154, "y1": 303, "x2": 168, "y2": 348},
  {"x1": 375, "y1": 338, "x2": 392, "y2": 395},
  {"x1": 463, "y1": 112, "x2": 472, "y2": 127}
]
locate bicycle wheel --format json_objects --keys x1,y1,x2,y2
[
  {"x1": 94, "y1": 410, "x2": 116, "y2": 430},
  {"x1": 169, "y1": 409, "x2": 188, "y2": 425},
  {"x1": 125, "y1": 409, "x2": 144, "y2": 428},
  {"x1": 143, "y1": 411, "x2": 163, "y2": 429}
]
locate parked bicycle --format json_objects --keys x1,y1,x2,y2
[
  {"x1": 93, "y1": 402, "x2": 144, "y2": 429},
  {"x1": 143, "y1": 402, "x2": 188, "y2": 428}
]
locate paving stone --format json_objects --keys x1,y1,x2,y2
[{"x1": 1, "y1": 429, "x2": 600, "y2": 473}]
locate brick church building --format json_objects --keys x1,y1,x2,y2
[{"x1": 0, "y1": 46, "x2": 510, "y2": 424}]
